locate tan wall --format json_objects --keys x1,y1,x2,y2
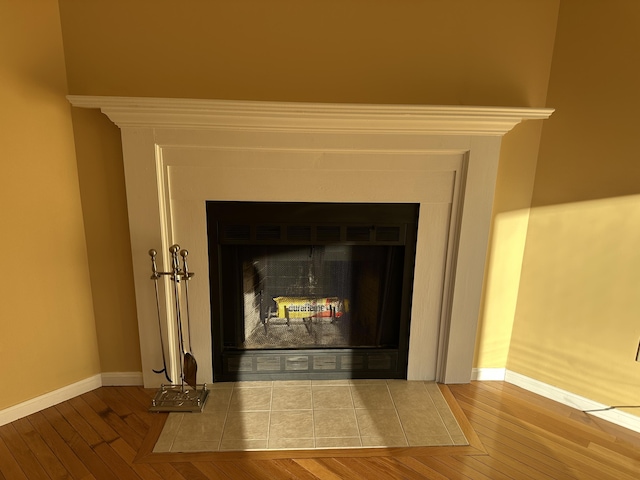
[
  {"x1": 0, "y1": 0, "x2": 101, "y2": 409},
  {"x1": 57, "y1": 0, "x2": 560, "y2": 377},
  {"x1": 509, "y1": 1, "x2": 640, "y2": 409}
]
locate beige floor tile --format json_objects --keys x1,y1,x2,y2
[
  {"x1": 219, "y1": 438, "x2": 268, "y2": 451},
  {"x1": 351, "y1": 384, "x2": 395, "y2": 409},
  {"x1": 315, "y1": 437, "x2": 361, "y2": 448},
  {"x1": 311, "y1": 379, "x2": 351, "y2": 385},
  {"x1": 361, "y1": 435, "x2": 408, "y2": 447},
  {"x1": 173, "y1": 411, "x2": 226, "y2": 442},
  {"x1": 312, "y1": 385, "x2": 353, "y2": 409},
  {"x1": 233, "y1": 381, "x2": 273, "y2": 388},
  {"x1": 228, "y1": 386, "x2": 272, "y2": 411},
  {"x1": 271, "y1": 386, "x2": 312, "y2": 410},
  {"x1": 406, "y1": 434, "x2": 453, "y2": 447},
  {"x1": 268, "y1": 437, "x2": 315, "y2": 450},
  {"x1": 202, "y1": 388, "x2": 232, "y2": 413},
  {"x1": 222, "y1": 411, "x2": 270, "y2": 440},
  {"x1": 388, "y1": 381, "x2": 437, "y2": 411},
  {"x1": 275, "y1": 380, "x2": 311, "y2": 386},
  {"x1": 313, "y1": 409, "x2": 359, "y2": 438},
  {"x1": 349, "y1": 379, "x2": 388, "y2": 385},
  {"x1": 398, "y1": 409, "x2": 450, "y2": 439},
  {"x1": 354, "y1": 409, "x2": 404, "y2": 438},
  {"x1": 269, "y1": 410, "x2": 314, "y2": 439},
  {"x1": 153, "y1": 413, "x2": 184, "y2": 452},
  {"x1": 170, "y1": 439, "x2": 220, "y2": 452}
]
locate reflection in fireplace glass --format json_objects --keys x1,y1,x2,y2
[{"x1": 228, "y1": 244, "x2": 404, "y2": 350}]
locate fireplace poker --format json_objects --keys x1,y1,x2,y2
[{"x1": 149, "y1": 249, "x2": 172, "y2": 383}]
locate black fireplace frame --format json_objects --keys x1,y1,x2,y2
[{"x1": 206, "y1": 201, "x2": 419, "y2": 382}]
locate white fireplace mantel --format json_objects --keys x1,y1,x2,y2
[{"x1": 68, "y1": 95, "x2": 552, "y2": 387}]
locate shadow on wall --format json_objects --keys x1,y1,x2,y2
[{"x1": 476, "y1": 194, "x2": 640, "y2": 409}]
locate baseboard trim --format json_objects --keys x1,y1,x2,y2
[
  {"x1": 0, "y1": 374, "x2": 102, "y2": 427},
  {"x1": 101, "y1": 372, "x2": 144, "y2": 386},
  {"x1": 0, "y1": 371, "x2": 144, "y2": 426},
  {"x1": 505, "y1": 370, "x2": 640, "y2": 434},
  {"x1": 471, "y1": 368, "x2": 506, "y2": 381}
]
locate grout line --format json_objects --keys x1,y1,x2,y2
[
  {"x1": 310, "y1": 382, "x2": 316, "y2": 448},
  {"x1": 386, "y1": 380, "x2": 410, "y2": 447},
  {"x1": 217, "y1": 382, "x2": 235, "y2": 451},
  {"x1": 349, "y1": 383, "x2": 363, "y2": 447},
  {"x1": 424, "y1": 381, "x2": 454, "y2": 444},
  {"x1": 266, "y1": 383, "x2": 274, "y2": 448}
]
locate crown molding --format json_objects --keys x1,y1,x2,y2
[{"x1": 67, "y1": 95, "x2": 553, "y2": 135}]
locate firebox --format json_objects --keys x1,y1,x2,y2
[{"x1": 207, "y1": 201, "x2": 419, "y2": 381}]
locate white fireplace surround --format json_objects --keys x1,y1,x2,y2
[{"x1": 68, "y1": 96, "x2": 552, "y2": 387}]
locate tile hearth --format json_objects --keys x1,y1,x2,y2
[{"x1": 153, "y1": 380, "x2": 468, "y2": 453}]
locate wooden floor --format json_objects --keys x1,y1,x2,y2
[{"x1": 2, "y1": 381, "x2": 640, "y2": 479}]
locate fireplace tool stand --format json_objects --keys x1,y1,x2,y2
[{"x1": 148, "y1": 245, "x2": 208, "y2": 412}]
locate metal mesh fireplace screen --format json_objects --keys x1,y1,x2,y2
[
  {"x1": 238, "y1": 245, "x2": 402, "y2": 350},
  {"x1": 207, "y1": 201, "x2": 418, "y2": 381}
]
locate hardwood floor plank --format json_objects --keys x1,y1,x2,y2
[
  {"x1": 454, "y1": 383, "x2": 599, "y2": 448},
  {"x1": 173, "y1": 461, "x2": 226, "y2": 480},
  {"x1": 393, "y1": 456, "x2": 450, "y2": 480},
  {"x1": 454, "y1": 390, "x2": 640, "y2": 480},
  {"x1": 246, "y1": 459, "x2": 309, "y2": 480},
  {"x1": 55, "y1": 401, "x2": 104, "y2": 448},
  {"x1": 450, "y1": 455, "x2": 514, "y2": 480},
  {"x1": 110, "y1": 437, "x2": 165, "y2": 480},
  {"x1": 267, "y1": 458, "x2": 323, "y2": 480},
  {"x1": 293, "y1": 459, "x2": 345, "y2": 480},
  {"x1": 463, "y1": 400, "x2": 608, "y2": 480},
  {"x1": 81, "y1": 391, "x2": 146, "y2": 451},
  {"x1": 0, "y1": 423, "x2": 51, "y2": 480},
  {"x1": 68, "y1": 395, "x2": 120, "y2": 443},
  {"x1": 0, "y1": 435, "x2": 29, "y2": 480},
  {"x1": 148, "y1": 463, "x2": 189, "y2": 480},
  {"x1": 192, "y1": 461, "x2": 235, "y2": 479},
  {"x1": 12, "y1": 417, "x2": 69, "y2": 480},
  {"x1": 414, "y1": 456, "x2": 474, "y2": 480},
  {"x1": 217, "y1": 460, "x2": 277, "y2": 480},
  {"x1": 93, "y1": 442, "x2": 142, "y2": 480},
  {"x1": 433, "y1": 455, "x2": 495, "y2": 480},
  {"x1": 460, "y1": 399, "x2": 591, "y2": 480},
  {"x1": 40, "y1": 407, "x2": 117, "y2": 480},
  {"x1": 332, "y1": 457, "x2": 399, "y2": 479},
  {"x1": 368, "y1": 456, "x2": 440, "y2": 480},
  {"x1": 27, "y1": 410, "x2": 92, "y2": 480}
]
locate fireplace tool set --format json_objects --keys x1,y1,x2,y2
[{"x1": 148, "y1": 245, "x2": 209, "y2": 412}]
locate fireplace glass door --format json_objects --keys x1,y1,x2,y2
[{"x1": 207, "y1": 202, "x2": 418, "y2": 381}]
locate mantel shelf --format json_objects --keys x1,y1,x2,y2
[{"x1": 68, "y1": 95, "x2": 553, "y2": 135}]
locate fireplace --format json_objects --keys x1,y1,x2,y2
[
  {"x1": 207, "y1": 201, "x2": 419, "y2": 381},
  {"x1": 67, "y1": 95, "x2": 552, "y2": 387}
]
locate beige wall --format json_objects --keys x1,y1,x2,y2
[
  {"x1": 0, "y1": 0, "x2": 101, "y2": 409},
  {"x1": 509, "y1": 1, "x2": 640, "y2": 409},
  {"x1": 58, "y1": 0, "x2": 559, "y2": 379}
]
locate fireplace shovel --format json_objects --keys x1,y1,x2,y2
[{"x1": 171, "y1": 245, "x2": 198, "y2": 390}]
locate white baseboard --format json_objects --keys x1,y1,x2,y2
[
  {"x1": 101, "y1": 372, "x2": 144, "y2": 386},
  {"x1": 0, "y1": 371, "x2": 144, "y2": 427},
  {"x1": 0, "y1": 374, "x2": 102, "y2": 427},
  {"x1": 472, "y1": 367, "x2": 506, "y2": 381},
  {"x1": 505, "y1": 370, "x2": 640, "y2": 434}
]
